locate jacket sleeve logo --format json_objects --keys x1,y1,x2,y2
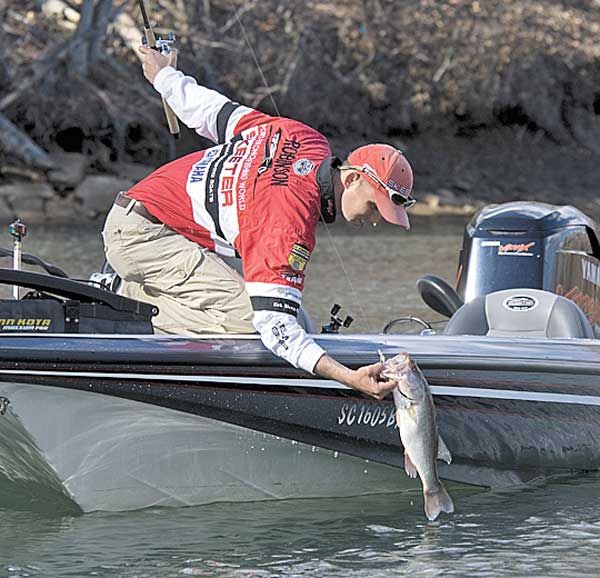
[
  {"x1": 293, "y1": 159, "x2": 315, "y2": 176},
  {"x1": 288, "y1": 243, "x2": 311, "y2": 271}
]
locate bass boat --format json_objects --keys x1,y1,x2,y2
[{"x1": 0, "y1": 201, "x2": 599, "y2": 512}]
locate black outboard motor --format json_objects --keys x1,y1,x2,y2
[
  {"x1": 456, "y1": 202, "x2": 600, "y2": 308},
  {"x1": 418, "y1": 202, "x2": 600, "y2": 337}
]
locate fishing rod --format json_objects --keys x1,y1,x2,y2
[{"x1": 138, "y1": 0, "x2": 180, "y2": 139}]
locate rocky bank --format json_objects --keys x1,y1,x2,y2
[{"x1": 2, "y1": 0, "x2": 600, "y2": 222}]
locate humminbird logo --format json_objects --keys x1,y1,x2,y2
[{"x1": 0, "y1": 318, "x2": 52, "y2": 331}]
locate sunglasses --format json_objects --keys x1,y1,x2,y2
[{"x1": 343, "y1": 164, "x2": 416, "y2": 209}]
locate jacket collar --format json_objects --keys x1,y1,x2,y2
[{"x1": 316, "y1": 156, "x2": 341, "y2": 223}]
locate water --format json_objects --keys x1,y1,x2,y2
[
  {"x1": 0, "y1": 216, "x2": 463, "y2": 331},
  {"x1": 3, "y1": 216, "x2": 598, "y2": 577},
  {"x1": 3, "y1": 476, "x2": 600, "y2": 577}
]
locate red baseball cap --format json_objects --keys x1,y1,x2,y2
[{"x1": 346, "y1": 144, "x2": 415, "y2": 229}]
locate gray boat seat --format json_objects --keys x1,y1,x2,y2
[{"x1": 443, "y1": 288, "x2": 594, "y2": 338}]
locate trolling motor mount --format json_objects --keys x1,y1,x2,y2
[{"x1": 321, "y1": 304, "x2": 354, "y2": 334}]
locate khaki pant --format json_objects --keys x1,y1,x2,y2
[{"x1": 102, "y1": 203, "x2": 255, "y2": 335}]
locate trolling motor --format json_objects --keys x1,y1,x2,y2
[
  {"x1": 9, "y1": 219, "x2": 27, "y2": 300},
  {"x1": 321, "y1": 304, "x2": 354, "y2": 334}
]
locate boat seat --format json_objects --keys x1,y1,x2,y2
[{"x1": 443, "y1": 288, "x2": 594, "y2": 338}]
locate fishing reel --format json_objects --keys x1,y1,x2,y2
[
  {"x1": 321, "y1": 304, "x2": 354, "y2": 334},
  {"x1": 142, "y1": 32, "x2": 176, "y2": 55}
]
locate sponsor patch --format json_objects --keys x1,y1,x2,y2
[
  {"x1": 281, "y1": 272, "x2": 304, "y2": 285},
  {"x1": 256, "y1": 128, "x2": 281, "y2": 176},
  {"x1": 271, "y1": 321, "x2": 290, "y2": 350},
  {"x1": 288, "y1": 243, "x2": 311, "y2": 271},
  {"x1": 250, "y1": 296, "x2": 300, "y2": 317},
  {"x1": 293, "y1": 158, "x2": 315, "y2": 176}
]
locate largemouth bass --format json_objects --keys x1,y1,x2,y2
[{"x1": 380, "y1": 351, "x2": 454, "y2": 521}]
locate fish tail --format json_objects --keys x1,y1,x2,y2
[{"x1": 423, "y1": 482, "x2": 455, "y2": 521}]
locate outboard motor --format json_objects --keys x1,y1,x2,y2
[
  {"x1": 456, "y1": 202, "x2": 600, "y2": 306},
  {"x1": 418, "y1": 202, "x2": 600, "y2": 337}
]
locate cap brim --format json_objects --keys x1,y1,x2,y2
[{"x1": 374, "y1": 188, "x2": 411, "y2": 229}]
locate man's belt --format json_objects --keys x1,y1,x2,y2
[{"x1": 114, "y1": 192, "x2": 161, "y2": 224}]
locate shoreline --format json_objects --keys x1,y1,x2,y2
[{"x1": 2, "y1": 126, "x2": 600, "y2": 224}]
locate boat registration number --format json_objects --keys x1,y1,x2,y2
[{"x1": 337, "y1": 402, "x2": 397, "y2": 429}]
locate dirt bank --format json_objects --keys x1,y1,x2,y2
[{"x1": 2, "y1": 0, "x2": 600, "y2": 222}]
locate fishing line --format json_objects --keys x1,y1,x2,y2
[
  {"x1": 228, "y1": 0, "x2": 280, "y2": 116},
  {"x1": 227, "y1": 0, "x2": 374, "y2": 333}
]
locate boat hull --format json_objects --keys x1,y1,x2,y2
[
  {"x1": 0, "y1": 382, "x2": 414, "y2": 512},
  {"x1": 0, "y1": 333, "x2": 599, "y2": 510}
]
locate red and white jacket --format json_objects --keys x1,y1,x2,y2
[{"x1": 128, "y1": 66, "x2": 337, "y2": 373}]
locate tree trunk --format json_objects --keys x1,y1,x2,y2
[
  {"x1": 0, "y1": 113, "x2": 54, "y2": 170},
  {"x1": 69, "y1": 0, "x2": 115, "y2": 76}
]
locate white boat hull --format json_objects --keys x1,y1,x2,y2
[{"x1": 0, "y1": 382, "x2": 415, "y2": 512}]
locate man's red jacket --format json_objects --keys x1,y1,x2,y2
[{"x1": 128, "y1": 66, "x2": 338, "y2": 373}]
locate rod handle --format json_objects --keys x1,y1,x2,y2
[{"x1": 162, "y1": 99, "x2": 180, "y2": 138}]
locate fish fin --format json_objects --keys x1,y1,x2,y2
[
  {"x1": 423, "y1": 482, "x2": 455, "y2": 522},
  {"x1": 404, "y1": 451, "x2": 418, "y2": 479},
  {"x1": 395, "y1": 408, "x2": 402, "y2": 430},
  {"x1": 407, "y1": 405, "x2": 418, "y2": 423},
  {"x1": 436, "y1": 435, "x2": 452, "y2": 464}
]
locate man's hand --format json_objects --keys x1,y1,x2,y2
[
  {"x1": 138, "y1": 45, "x2": 178, "y2": 84},
  {"x1": 314, "y1": 354, "x2": 397, "y2": 400},
  {"x1": 352, "y1": 361, "x2": 398, "y2": 400}
]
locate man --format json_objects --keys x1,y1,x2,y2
[{"x1": 102, "y1": 46, "x2": 416, "y2": 400}]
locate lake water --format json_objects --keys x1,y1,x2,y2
[
  {"x1": 2, "y1": 217, "x2": 599, "y2": 577},
  {"x1": 0, "y1": 216, "x2": 462, "y2": 331}
]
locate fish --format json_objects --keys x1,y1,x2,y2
[{"x1": 380, "y1": 351, "x2": 454, "y2": 521}]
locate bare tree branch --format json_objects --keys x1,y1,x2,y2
[{"x1": 0, "y1": 113, "x2": 54, "y2": 170}]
